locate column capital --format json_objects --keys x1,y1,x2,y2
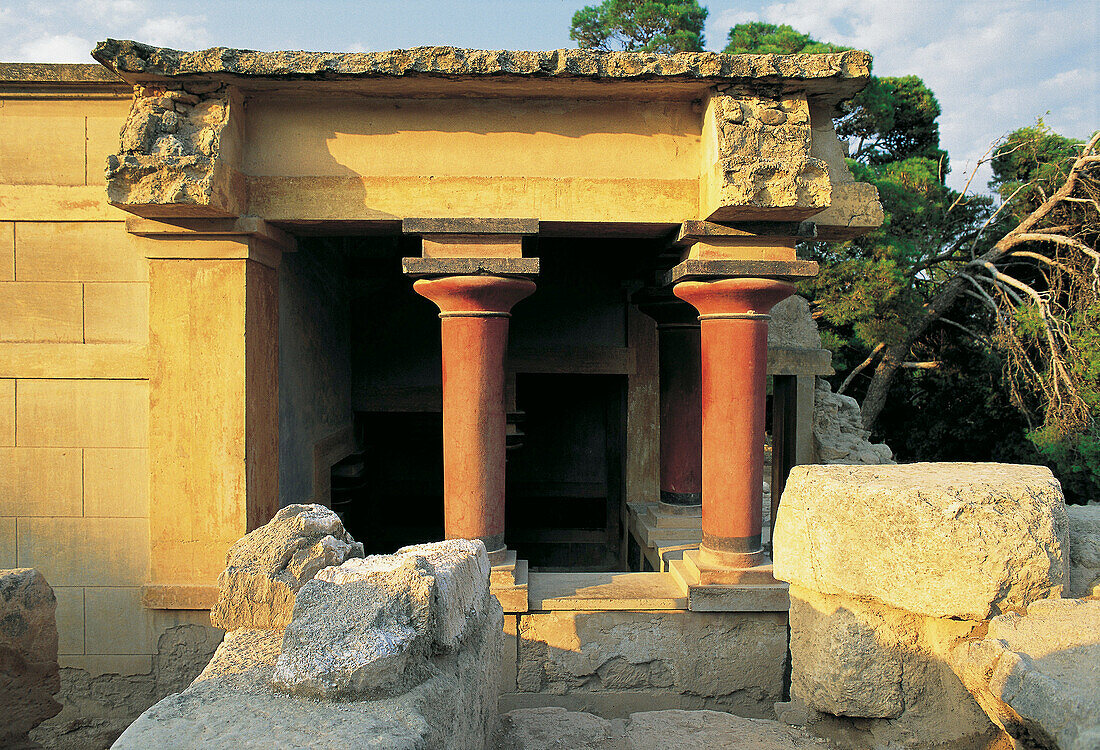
[
  {"x1": 673, "y1": 277, "x2": 796, "y2": 317},
  {"x1": 412, "y1": 275, "x2": 536, "y2": 317}
]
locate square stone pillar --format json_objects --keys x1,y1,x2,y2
[{"x1": 134, "y1": 219, "x2": 291, "y2": 609}]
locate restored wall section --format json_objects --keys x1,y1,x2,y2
[{"x1": 0, "y1": 70, "x2": 223, "y2": 749}]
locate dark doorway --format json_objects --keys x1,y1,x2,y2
[{"x1": 506, "y1": 374, "x2": 626, "y2": 570}]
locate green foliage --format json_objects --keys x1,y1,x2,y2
[
  {"x1": 839, "y1": 76, "x2": 948, "y2": 167},
  {"x1": 991, "y1": 121, "x2": 1082, "y2": 214},
  {"x1": 570, "y1": 0, "x2": 708, "y2": 53},
  {"x1": 723, "y1": 22, "x2": 847, "y2": 55}
]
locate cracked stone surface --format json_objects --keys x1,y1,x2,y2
[
  {"x1": 211, "y1": 503, "x2": 364, "y2": 631},
  {"x1": 1067, "y1": 503, "x2": 1100, "y2": 598},
  {"x1": 0, "y1": 568, "x2": 61, "y2": 747},
  {"x1": 950, "y1": 597, "x2": 1100, "y2": 750},
  {"x1": 92, "y1": 40, "x2": 871, "y2": 103},
  {"x1": 774, "y1": 463, "x2": 1069, "y2": 620},
  {"x1": 811, "y1": 379, "x2": 893, "y2": 465}
]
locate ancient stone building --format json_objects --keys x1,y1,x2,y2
[{"x1": 1, "y1": 40, "x2": 886, "y2": 743}]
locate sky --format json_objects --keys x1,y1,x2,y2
[{"x1": 1, "y1": 0, "x2": 1096, "y2": 194}]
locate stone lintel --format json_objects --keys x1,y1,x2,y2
[
  {"x1": 403, "y1": 217, "x2": 539, "y2": 235},
  {"x1": 402, "y1": 256, "x2": 539, "y2": 278},
  {"x1": 126, "y1": 216, "x2": 298, "y2": 252},
  {"x1": 662, "y1": 258, "x2": 818, "y2": 285},
  {"x1": 674, "y1": 220, "x2": 815, "y2": 246}
]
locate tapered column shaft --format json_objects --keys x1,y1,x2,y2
[
  {"x1": 673, "y1": 278, "x2": 795, "y2": 567},
  {"x1": 413, "y1": 275, "x2": 535, "y2": 553}
]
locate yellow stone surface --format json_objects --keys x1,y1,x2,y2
[
  {"x1": 0, "y1": 100, "x2": 87, "y2": 185},
  {"x1": 16, "y1": 221, "x2": 146, "y2": 281},
  {"x1": 17, "y1": 516, "x2": 150, "y2": 586},
  {"x1": 686, "y1": 237, "x2": 798, "y2": 261},
  {"x1": 53, "y1": 586, "x2": 85, "y2": 655},
  {"x1": 0, "y1": 222, "x2": 13, "y2": 280},
  {"x1": 0, "y1": 379, "x2": 13, "y2": 446},
  {"x1": 0, "y1": 186, "x2": 127, "y2": 221},
  {"x1": 0, "y1": 447, "x2": 82, "y2": 517},
  {"x1": 84, "y1": 587, "x2": 155, "y2": 655},
  {"x1": 0, "y1": 281, "x2": 83, "y2": 342},
  {"x1": 0, "y1": 517, "x2": 14, "y2": 567},
  {"x1": 148, "y1": 256, "x2": 278, "y2": 586},
  {"x1": 0, "y1": 343, "x2": 148, "y2": 379},
  {"x1": 85, "y1": 103, "x2": 130, "y2": 186},
  {"x1": 84, "y1": 448, "x2": 149, "y2": 518},
  {"x1": 16, "y1": 379, "x2": 149, "y2": 447},
  {"x1": 422, "y1": 235, "x2": 523, "y2": 258},
  {"x1": 84, "y1": 282, "x2": 148, "y2": 343}
]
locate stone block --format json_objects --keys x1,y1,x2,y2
[
  {"x1": 950, "y1": 597, "x2": 1100, "y2": 750},
  {"x1": 53, "y1": 587, "x2": 84, "y2": 655},
  {"x1": 114, "y1": 584, "x2": 504, "y2": 749},
  {"x1": 0, "y1": 447, "x2": 82, "y2": 517},
  {"x1": 786, "y1": 584, "x2": 999, "y2": 747},
  {"x1": 17, "y1": 517, "x2": 150, "y2": 587},
  {"x1": 502, "y1": 614, "x2": 519, "y2": 695},
  {"x1": 273, "y1": 540, "x2": 492, "y2": 699},
  {"x1": 517, "y1": 610, "x2": 786, "y2": 717},
  {"x1": 85, "y1": 107, "x2": 131, "y2": 186},
  {"x1": 0, "y1": 222, "x2": 12, "y2": 281},
  {"x1": 0, "y1": 282, "x2": 83, "y2": 342},
  {"x1": 84, "y1": 587, "x2": 154, "y2": 655},
  {"x1": 16, "y1": 379, "x2": 149, "y2": 447},
  {"x1": 768, "y1": 295, "x2": 821, "y2": 349},
  {"x1": 0, "y1": 568, "x2": 62, "y2": 746},
  {"x1": 0, "y1": 518, "x2": 14, "y2": 568},
  {"x1": 210, "y1": 503, "x2": 364, "y2": 630},
  {"x1": 774, "y1": 463, "x2": 1068, "y2": 620},
  {"x1": 15, "y1": 221, "x2": 146, "y2": 282},
  {"x1": 401, "y1": 255, "x2": 540, "y2": 277},
  {"x1": 403, "y1": 217, "x2": 539, "y2": 235},
  {"x1": 83, "y1": 282, "x2": 148, "y2": 343},
  {"x1": 395, "y1": 539, "x2": 491, "y2": 652},
  {"x1": 84, "y1": 448, "x2": 149, "y2": 518},
  {"x1": 0, "y1": 379, "x2": 12, "y2": 446},
  {"x1": 811, "y1": 378, "x2": 893, "y2": 464},
  {"x1": 1067, "y1": 503, "x2": 1100, "y2": 598},
  {"x1": 272, "y1": 554, "x2": 438, "y2": 699},
  {"x1": 0, "y1": 101, "x2": 86, "y2": 185}
]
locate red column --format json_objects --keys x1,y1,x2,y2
[
  {"x1": 413, "y1": 275, "x2": 536, "y2": 555},
  {"x1": 673, "y1": 278, "x2": 794, "y2": 567}
]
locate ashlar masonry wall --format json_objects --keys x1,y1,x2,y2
[{"x1": 0, "y1": 68, "x2": 223, "y2": 748}]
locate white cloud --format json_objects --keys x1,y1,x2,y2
[
  {"x1": 16, "y1": 33, "x2": 94, "y2": 63},
  {"x1": 707, "y1": 0, "x2": 1100, "y2": 193},
  {"x1": 137, "y1": 14, "x2": 211, "y2": 49}
]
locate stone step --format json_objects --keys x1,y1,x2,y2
[
  {"x1": 640, "y1": 518, "x2": 703, "y2": 545},
  {"x1": 490, "y1": 550, "x2": 519, "y2": 587},
  {"x1": 644, "y1": 508, "x2": 703, "y2": 529}
]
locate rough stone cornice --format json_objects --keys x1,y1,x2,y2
[{"x1": 92, "y1": 39, "x2": 871, "y2": 102}]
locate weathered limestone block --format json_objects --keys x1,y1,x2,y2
[
  {"x1": 0, "y1": 568, "x2": 62, "y2": 748},
  {"x1": 396, "y1": 540, "x2": 491, "y2": 651},
  {"x1": 516, "y1": 610, "x2": 787, "y2": 717},
  {"x1": 104, "y1": 80, "x2": 244, "y2": 216},
  {"x1": 703, "y1": 90, "x2": 831, "y2": 220},
  {"x1": 210, "y1": 503, "x2": 364, "y2": 630},
  {"x1": 272, "y1": 555, "x2": 436, "y2": 699},
  {"x1": 811, "y1": 378, "x2": 893, "y2": 464},
  {"x1": 806, "y1": 107, "x2": 885, "y2": 240},
  {"x1": 785, "y1": 584, "x2": 999, "y2": 749},
  {"x1": 272, "y1": 539, "x2": 491, "y2": 699},
  {"x1": 93, "y1": 40, "x2": 871, "y2": 96},
  {"x1": 950, "y1": 597, "x2": 1100, "y2": 750},
  {"x1": 1067, "y1": 503, "x2": 1100, "y2": 598},
  {"x1": 768, "y1": 295, "x2": 821, "y2": 350},
  {"x1": 497, "y1": 707, "x2": 836, "y2": 749},
  {"x1": 774, "y1": 463, "x2": 1069, "y2": 620},
  {"x1": 113, "y1": 595, "x2": 503, "y2": 748}
]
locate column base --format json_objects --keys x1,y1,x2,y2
[
  {"x1": 489, "y1": 548, "x2": 529, "y2": 613},
  {"x1": 683, "y1": 548, "x2": 778, "y2": 586}
]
